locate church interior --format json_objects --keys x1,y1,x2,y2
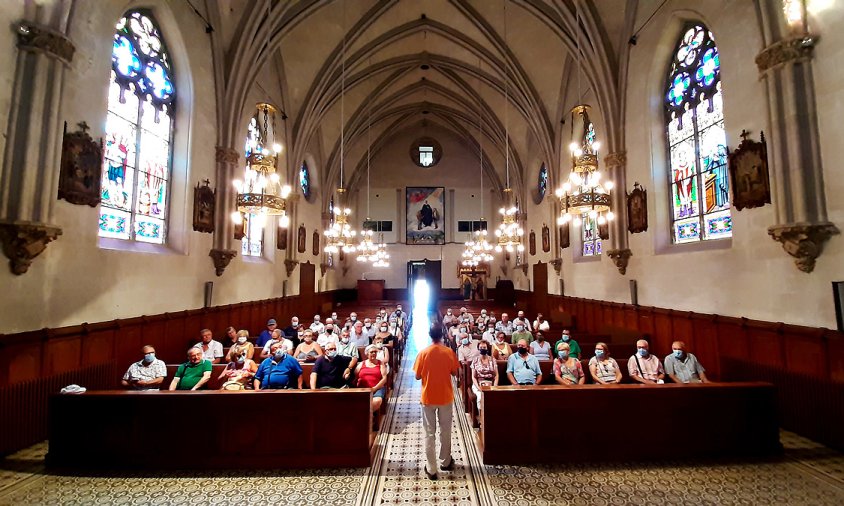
[{"x1": 2, "y1": 0, "x2": 844, "y2": 504}]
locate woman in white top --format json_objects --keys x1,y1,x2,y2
[
  {"x1": 588, "y1": 342, "x2": 622, "y2": 384},
  {"x1": 529, "y1": 331, "x2": 552, "y2": 360}
]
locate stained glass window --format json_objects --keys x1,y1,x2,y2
[
  {"x1": 100, "y1": 10, "x2": 175, "y2": 244},
  {"x1": 300, "y1": 162, "x2": 311, "y2": 200},
  {"x1": 537, "y1": 164, "x2": 548, "y2": 201},
  {"x1": 241, "y1": 117, "x2": 263, "y2": 257},
  {"x1": 581, "y1": 213, "x2": 602, "y2": 256},
  {"x1": 665, "y1": 24, "x2": 731, "y2": 243}
]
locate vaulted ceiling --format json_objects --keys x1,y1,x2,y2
[{"x1": 206, "y1": 0, "x2": 639, "y2": 204}]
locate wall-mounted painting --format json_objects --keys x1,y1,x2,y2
[{"x1": 406, "y1": 187, "x2": 445, "y2": 245}]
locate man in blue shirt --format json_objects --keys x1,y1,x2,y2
[
  {"x1": 254, "y1": 342, "x2": 303, "y2": 389},
  {"x1": 506, "y1": 339, "x2": 543, "y2": 386},
  {"x1": 256, "y1": 319, "x2": 278, "y2": 348}
]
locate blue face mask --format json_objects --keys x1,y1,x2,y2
[
  {"x1": 273, "y1": 350, "x2": 285, "y2": 360},
  {"x1": 461, "y1": 338, "x2": 469, "y2": 346},
  {"x1": 557, "y1": 351, "x2": 568, "y2": 360},
  {"x1": 637, "y1": 348, "x2": 648, "y2": 357},
  {"x1": 595, "y1": 349, "x2": 605, "y2": 357},
  {"x1": 673, "y1": 349, "x2": 683, "y2": 359},
  {"x1": 562, "y1": 335, "x2": 570, "y2": 342},
  {"x1": 143, "y1": 353, "x2": 155, "y2": 363},
  {"x1": 237, "y1": 355, "x2": 245, "y2": 364},
  {"x1": 326, "y1": 351, "x2": 337, "y2": 359}
]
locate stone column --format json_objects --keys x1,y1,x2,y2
[
  {"x1": 603, "y1": 151, "x2": 632, "y2": 275},
  {"x1": 0, "y1": 6, "x2": 74, "y2": 275},
  {"x1": 756, "y1": 25, "x2": 839, "y2": 272},
  {"x1": 209, "y1": 146, "x2": 239, "y2": 276}
]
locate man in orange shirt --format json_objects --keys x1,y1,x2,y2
[{"x1": 414, "y1": 325, "x2": 460, "y2": 480}]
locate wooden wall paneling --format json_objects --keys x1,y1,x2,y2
[
  {"x1": 782, "y1": 325, "x2": 827, "y2": 378},
  {"x1": 584, "y1": 301, "x2": 596, "y2": 333},
  {"x1": 652, "y1": 309, "x2": 674, "y2": 353},
  {"x1": 43, "y1": 334, "x2": 83, "y2": 377},
  {"x1": 714, "y1": 316, "x2": 749, "y2": 362},
  {"x1": 624, "y1": 307, "x2": 639, "y2": 332},
  {"x1": 248, "y1": 303, "x2": 264, "y2": 336},
  {"x1": 140, "y1": 318, "x2": 167, "y2": 360},
  {"x1": 183, "y1": 311, "x2": 204, "y2": 348},
  {"x1": 745, "y1": 321, "x2": 786, "y2": 369},
  {"x1": 612, "y1": 303, "x2": 626, "y2": 328},
  {"x1": 690, "y1": 313, "x2": 721, "y2": 380},
  {"x1": 827, "y1": 332, "x2": 844, "y2": 383},
  {"x1": 163, "y1": 313, "x2": 187, "y2": 362},
  {"x1": 672, "y1": 313, "x2": 695, "y2": 352},
  {"x1": 81, "y1": 327, "x2": 116, "y2": 367},
  {"x1": 4, "y1": 341, "x2": 42, "y2": 384},
  {"x1": 113, "y1": 322, "x2": 144, "y2": 369},
  {"x1": 638, "y1": 307, "x2": 656, "y2": 340}
]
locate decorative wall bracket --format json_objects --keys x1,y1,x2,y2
[
  {"x1": 768, "y1": 222, "x2": 838, "y2": 273},
  {"x1": 0, "y1": 221, "x2": 62, "y2": 275},
  {"x1": 550, "y1": 258, "x2": 562, "y2": 275},
  {"x1": 755, "y1": 35, "x2": 816, "y2": 74},
  {"x1": 16, "y1": 21, "x2": 75, "y2": 64},
  {"x1": 606, "y1": 248, "x2": 633, "y2": 275},
  {"x1": 284, "y1": 259, "x2": 300, "y2": 277},
  {"x1": 209, "y1": 249, "x2": 237, "y2": 277}
]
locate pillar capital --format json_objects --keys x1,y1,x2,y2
[{"x1": 215, "y1": 146, "x2": 240, "y2": 164}]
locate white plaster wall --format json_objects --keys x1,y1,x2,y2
[{"x1": 552, "y1": 0, "x2": 844, "y2": 328}]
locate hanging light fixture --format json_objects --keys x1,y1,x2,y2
[
  {"x1": 464, "y1": 59, "x2": 495, "y2": 266},
  {"x1": 555, "y1": 1, "x2": 614, "y2": 229},
  {"x1": 324, "y1": 7, "x2": 357, "y2": 255},
  {"x1": 493, "y1": 1, "x2": 525, "y2": 254},
  {"x1": 231, "y1": 103, "x2": 292, "y2": 229}
]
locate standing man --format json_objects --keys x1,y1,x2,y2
[{"x1": 414, "y1": 326, "x2": 459, "y2": 480}]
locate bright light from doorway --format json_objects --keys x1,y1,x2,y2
[{"x1": 413, "y1": 279, "x2": 429, "y2": 314}]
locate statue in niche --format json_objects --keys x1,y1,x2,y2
[
  {"x1": 627, "y1": 182, "x2": 648, "y2": 234},
  {"x1": 542, "y1": 224, "x2": 550, "y2": 253}
]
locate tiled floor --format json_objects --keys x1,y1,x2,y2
[{"x1": 2, "y1": 312, "x2": 844, "y2": 505}]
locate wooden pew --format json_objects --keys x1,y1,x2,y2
[
  {"x1": 480, "y1": 382, "x2": 781, "y2": 464},
  {"x1": 163, "y1": 362, "x2": 316, "y2": 390},
  {"x1": 47, "y1": 388, "x2": 374, "y2": 469}
]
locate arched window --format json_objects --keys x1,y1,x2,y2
[
  {"x1": 99, "y1": 10, "x2": 175, "y2": 243},
  {"x1": 665, "y1": 24, "x2": 731, "y2": 243},
  {"x1": 537, "y1": 164, "x2": 548, "y2": 202},
  {"x1": 300, "y1": 161, "x2": 311, "y2": 200},
  {"x1": 241, "y1": 116, "x2": 263, "y2": 257}
]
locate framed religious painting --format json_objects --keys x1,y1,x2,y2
[
  {"x1": 277, "y1": 226, "x2": 287, "y2": 250},
  {"x1": 406, "y1": 187, "x2": 445, "y2": 245},
  {"x1": 192, "y1": 180, "x2": 215, "y2": 233},
  {"x1": 529, "y1": 230, "x2": 536, "y2": 256},
  {"x1": 627, "y1": 182, "x2": 648, "y2": 233},
  {"x1": 233, "y1": 215, "x2": 245, "y2": 240},
  {"x1": 559, "y1": 221, "x2": 570, "y2": 250},
  {"x1": 58, "y1": 122, "x2": 102, "y2": 207},
  {"x1": 542, "y1": 224, "x2": 551, "y2": 252},
  {"x1": 297, "y1": 225, "x2": 306, "y2": 253},
  {"x1": 312, "y1": 230, "x2": 320, "y2": 256},
  {"x1": 728, "y1": 130, "x2": 771, "y2": 211}
]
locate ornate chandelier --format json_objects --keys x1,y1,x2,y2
[
  {"x1": 323, "y1": 18, "x2": 356, "y2": 254},
  {"x1": 555, "y1": 105, "x2": 614, "y2": 228},
  {"x1": 371, "y1": 234, "x2": 390, "y2": 268},
  {"x1": 231, "y1": 103, "x2": 291, "y2": 229},
  {"x1": 463, "y1": 229, "x2": 495, "y2": 266}
]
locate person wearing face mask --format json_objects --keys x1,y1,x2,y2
[
  {"x1": 254, "y1": 341, "x2": 303, "y2": 389},
  {"x1": 513, "y1": 310, "x2": 532, "y2": 332},
  {"x1": 349, "y1": 312, "x2": 359, "y2": 325},
  {"x1": 362, "y1": 317, "x2": 377, "y2": 341},
  {"x1": 476, "y1": 309, "x2": 490, "y2": 328},
  {"x1": 227, "y1": 330, "x2": 255, "y2": 362},
  {"x1": 310, "y1": 342, "x2": 353, "y2": 389},
  {"x1": 481, "y1": 323, "x2": 497, "y2": 345},
  {"x1": 458, "y1": 307, "x2": 474, "y2": 326},
  {"x1": 553, "y1": 342, "x2": 585, "y2": 385},
  {"x1": 470, "y1": 341, "x2": 498, "y2": 411},
  {"x1": 511, "y1": 323, "x2": 533, "y2": 345},
  {"x1": 374, "y1": 322, "x2": 394, "y2": 345},
  {"x1": 317, "y1": 318, "x2": 339, "y2": 348},
  {"x1": 491, "y1": 331, "x2": 512, "y2": 360},
  {"x1": 218, "y1": 351, "x2": 257, "y2": 390},
  {"x1": 282, "y1": 317, "x2": 301, "y2": 342},
  {"x1": 257, "y1": 319, "x2": 278, "y2": 348},
  {"x1": 442, "y1": 308, "x2": 458, "y2": 329},
  {"x1": 121, "y1": 345, "x2": 166, "y2": 390},
  {"x1": 335, "y1": 329, "x2": 360, "y2": 371},
  {"x1": 294, "y1": 329, "x2": 325, "y2": 363},
  {"x1": 372, "y1": 335, "x2": 391, "y2": 368},
  {"x1": 589, "y1": 342, "x2": 622, "y2": 384},
  {"x1": 628, "y1": 339, "x2": 665, "y2": 384},
  {"x1": 505, "y1": 339, "x2": 543, "y2": 386},
  {"x1": 457, "y1": 332, "x2": 478, "y2": 363},
  {"x1": 529, "y1": 331, "x2": 551, "y2": 360},
  {"x1": 260, "y1": 329, "x2": 294, "y2": 359},
  {"x1": 664, "y1": 340, "x2": 709, "y2": 384},
  {"x1": 310, "y1": 315, "x2": 325, "y2": 335},
  {"x1": 392, "y1": 305, "x2": 407, "y2": 329},
  {"x1": 553, "y1": 329, "x2": 581, "y2": 359},
  {"x1": 351, "y1": 321, "x2": 369, "y2": 347}
]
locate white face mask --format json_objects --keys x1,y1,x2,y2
[{"x1": 237, "y1": 336, "x2": 247, "y2": 344}]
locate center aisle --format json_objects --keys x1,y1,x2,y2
[{"x1": 356, "y1": 312, "x2": 493, "y2": 506}]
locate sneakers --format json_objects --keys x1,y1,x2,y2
[
  {"x1": 440, "y1": 456, "x2": 455, "y2": 471},
  {"x1": 424, "y1": 466, "x2": 438, "y2": 480}
]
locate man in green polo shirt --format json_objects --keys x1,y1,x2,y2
[
  {"x1": 168, "y1": 347, "x2": 213, "y2": 390},
  {"x1": 553, "y1": 329, "x2": 581, "y2": 359}
]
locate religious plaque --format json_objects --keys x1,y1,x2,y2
[
  {"x1": 58, "y1": 122, "x2": 102, "y2": 207},
  {"x1": 277, "y1": 226, "x2": 287, "y2": 250},
  {"x1": 729, "y1": 130, "x2": 771, "y2": 211},
  {"x1": 542, "y1": 224, "x2": 551, "y2": 253},
  {"x1": 529, "y1": 230, "x2": 536, "y2": 256},
  {"x1": 559, "y1": 222, "x2": 570, "y2": 250},
  {"x1": 297, "y1": 225, "x2": 306, "y2": 253},
  {"x1": 192, "y1": 180, "x2": 215, "y2": 233},
  {"x1": 626, "y1": 182, "x2": 648, "y2": 234},
  {"x1": 312, "y1": 230, "x2": 320, "y2": 256}
]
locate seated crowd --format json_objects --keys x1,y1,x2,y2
[
  {"x1": 443, "y1": 305, "x2": 710, "y2": 417},
  {"x1": 120, "y1": 305, "x2": 409, "y2": 414}
]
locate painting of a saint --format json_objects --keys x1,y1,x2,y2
[{"x1": 406, "y1": 187, "x2": 445, "y2": 245}]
